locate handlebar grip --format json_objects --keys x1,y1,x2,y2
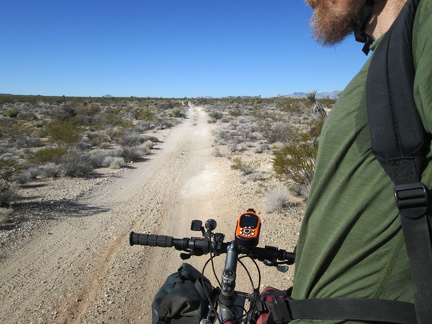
[
  {"x1": 129, "y1": 232, "x2": 174, "y2": 247},
  {"x1": 280, "y1": 251, "x2": 296, "y2": 264}
]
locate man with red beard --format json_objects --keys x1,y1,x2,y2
[{"x1": 288, "y1": 0, "x2": 432, "y2": 322}]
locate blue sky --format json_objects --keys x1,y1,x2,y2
[{"x1": 1, "y1": 0, "x2": 370, "y2": 98}]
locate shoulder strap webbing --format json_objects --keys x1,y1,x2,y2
[
  {"x1": 367, "y1": 0, "x2": 424, "y2": 179},
  {"x1": 367, "y1": 0, "x2": 432, "y2": 322},
  {"x1": 267, "y1": 298, "x2": 415, "y2": 324},
  {"x1": 268, "y1": 0, "x2": 432, "y2": 323}
]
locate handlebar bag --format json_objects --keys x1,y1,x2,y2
[{"x1": 152, "y1": 263, "x2": 214, "y2": 324}]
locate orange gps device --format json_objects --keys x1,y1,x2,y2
[{"x1": 235, "y1": 209, "x2": 261, "y2": 247}]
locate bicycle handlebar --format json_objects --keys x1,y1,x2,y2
[{"x1": 129, "y1": 232, "x2": 295, "y2": 265}]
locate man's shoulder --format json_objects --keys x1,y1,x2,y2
[{"x1": 415, "y1": 0, "x2": 432, "y2": 28}]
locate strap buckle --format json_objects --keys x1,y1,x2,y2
[
  {"x1": 268, "y1": 298, "x2": 292, "y2": 323},
  {"x1": 394, "y1": 183, "x2": 429, "y2": 219}
]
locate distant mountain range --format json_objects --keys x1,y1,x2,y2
[
  {"x1": 285, "y1": 91, "x2": 341, "y2": 100},
  {"x1": 214, "y1": 91, "x2": 341, "y2": 100}
]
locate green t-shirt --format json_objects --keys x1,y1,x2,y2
[{"x1": 291, "y1": 1, "x2": 432, "y2": 322}]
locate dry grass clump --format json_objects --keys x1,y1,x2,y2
[{"x1": 263, "y1": 185, "x2": 299, "y2": 213}]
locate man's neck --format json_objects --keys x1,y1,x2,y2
[{"x1": 366, "y1": 0, "x2": 407, "y2": 40}]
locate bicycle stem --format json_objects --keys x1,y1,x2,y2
[{"x1": 219, "y1": 241, "x2": 240, "y2": 323}]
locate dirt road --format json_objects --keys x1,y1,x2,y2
[{"x1": 0, "y1": 106, "x2": 298, "y2": 323}]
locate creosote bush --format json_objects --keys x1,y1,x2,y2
[
  {"x1": 273, "y1": 142, "x2": 317, "y2": 185},
  {"x1": 5, "y1": 107, "x2": 20, "y2": 118},
  {"x1": 272, "y1": 116, "x2": 324, "y2": 186},
  {"x1": 45, "y1": 120, "x2": 83, "y2": 147},
  {"x1": 29, "y1": 147, "x2": 68, "y2": 165}
]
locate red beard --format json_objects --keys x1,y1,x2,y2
[{"x1": 306, "y1": 0, "x2": 366, "y2": 45}]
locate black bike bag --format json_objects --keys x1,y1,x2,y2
[{"x1": 152, "y1": 263, "x2": 214, "y2": 324}]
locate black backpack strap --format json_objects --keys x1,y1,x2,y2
[
  {"x1": 367, "y1": 0, "x2": 425, "y2": 178},
  {"x1": 367, "y1": 0, "x2": 432, "y2": 322},
  {"x1": 267, "y1": 298, "x2": 415, "y2": 324}
]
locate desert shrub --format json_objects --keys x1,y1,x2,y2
[
  {"x1": 0, "y1": 159, "x2": 19, "y2": 206},
  {"x1": 26, "y1": 167, "x2": 41, "y2": 180},
  {"x1": 208, "y1": 111, "x2": 223, "y2": 122},
  {"x1": 255, "y1": 144, "x2": 270, "y2": 154},
  {"x1": 88, "y1": 151, "x2": 113, "y2": 168},
  {"x1": 45, "y1": 120, "x2": 83, "y2": 147},
  {"x1": 107, "y1": 157, "x2": 126, "y2": 169},
  {"x1": 17, "y1": 110, "x2": 38, "y2": 120},
  {"x1": 50, "y1": 103, "x2": 77, "y2": 121},
  {"x1": 0, "y1": 179, "x2": 18, "y2": 207},
  {"x1": 103, "y1": 114, "x2": 132, "y2": 128},
  {"x1": 246, "y1": 172, "x2": 267, "y2": 182},
  {"x1": 40, "y1": 163, "x2": 61, "y2": 178},
  {"x1": 292, "y1": 182, "x2": 311, "y2": 200},
  {"x1": 0, "y1": 159, "x2": 19, "y2": 182},
  {"x1": 60, "y1": 152, "x2": 93, "y2": 177},
  {"x1": 0, "y1": 207, "x2": 14, "y2": 227},
  {"x1": 101, "y1": 156, "x2": 116, "y2": 168},
  {"x1": 228, "y1": 108, "x2": 242, "y2": 117},
  {"x1": 120, "y1": 146, "x2": 142, "y2": 162},
  {"x1": 215, "y1": 129, "x2": 231, "y2": 143},
  {"x1": 15, "y1": 135, "x2": 44, "y2": 148},
  {"x1": 120, "y1": 132, "x2": 158, "y2": 147},
  {"x1": 272, "y1": 116, "x2": 324, "y2": 185},
  {"x1": 263, "y1": 185, "x2": 297, "y2": 213},
  {"x1": 230, "y1": 157, "x2": 259, "y2": 175},
  {"x1": 135, "y1": 121, "x2": 155, "y2": 133},
  {"x1": 276, "y1": 97, "x2": 303, "y2": 113},
  {"x1": 29, "y1": 147, "x2": 68, "y2": 165},
  {"x1": 252, "y1": 132, "x2": 264, "y2": 141},
  {"x1": 5, "y1": 107, "x2": 20, "y2": 118},
  {"x1": 213, "y1": 147, "x2": 223, "y2": 157},
  {"x1": 172, "y1": 107, "x2": 183, "y2": 118},
  {"x1": 120, "y1": 133, "x2": 142, "y2": 147},
  {"x1": 100, "y1": 142, "x2": 111, "y2": 149},
  {"x1": 76, "y1": 139, "x2": 91, "y2": 151},
  {"x1": 136, "y1": 144, "x2": 151, "y2": 156},
  {"x1": 140, "y1": 108, "x2": 154, "y2": 120},
  {"x1": 140, "y1": 140, "x2": 154, "y2": 150},
  {"x1": 156, "y1": 119, "x2": 173, "y2": 129},
  {"x1": 140, "y1": 134, "x2": 159, "y2": 143},
  {"x1": 230, "y1": 130, "x2": 241, "y2": 138},
  {"x1": 83, "y1": 130, "x2": 109, "y2": 148},
  {"x1": 105, "y1": 127, "x2": 123, "y2": 142},
  {"x1": 273, "y1": 142, "x2": 316, "y2": 185},
  {"x1": 76, "y1": 103, "x2": 101, "y2": 117},
  {"x1": 157, "y1": 101, "x2": 174, "y2": 110},
  {"x1": 230, "y1": 139, "x2": 239, "y2": 154},
  {"x1": 259, "y1": 121, "x2": 294, "y2": 144}
]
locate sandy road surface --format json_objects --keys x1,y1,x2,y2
[{"x1": 0, "y1": 106, "x2": 299, "y2": 323}]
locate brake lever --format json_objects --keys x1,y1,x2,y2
[
  {"x1": 263, "y1": 259, "x2": 289, "y2": 273},
  {"x1": 276, "y1": 265, "x2": 289, "y2": 273},
  {"x1": 180, "y1": 253, "x2": 191, "y2": 260}
]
